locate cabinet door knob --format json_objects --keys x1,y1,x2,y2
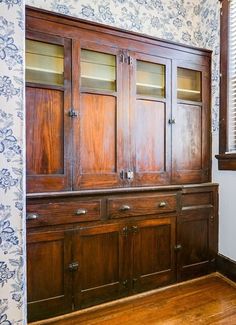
[
  {"x1": 119, "y1": 205, "x2": 131, "y2": 211},
  {"x1": 76, "y1": 209, "x2": 88, "y2": 215},
  {"x1": 26, "y1": 213, "x2": 39, "y2": 220},
  {"x1": 159, "y1": 201, "x2": 166, "y2": 207},
  {"x1": 174, "y1": 244, "x2": 182, "y2": 251},
  {"x1": 132, "y1": 225, "x2": 138, "y2": 233},
  {"x1": 68, "y1": 261, "x2": 79, "y2": 271},
  {"x1": 122, "y1": 279, "x2": 128, "y2": 288}
]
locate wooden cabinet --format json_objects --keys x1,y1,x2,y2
[
  {"x1": 25, "y1": 7, "x2": 217, "y2": 324},
  {"x1": 177, "y1": 186, "x2": 218, "y2": 281},
  {"x1": 27, "y1": 229, "x2": 73, "y2": 321},
  {"x1": 26, "y1": 8, "x2": 211, "y2": 193}
]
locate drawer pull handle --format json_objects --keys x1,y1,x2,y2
[
  {"x1": 76, "y1": 209, "x2": 88, "y2": 215},
  {"x1": 26, "y1": 213, "x2": 39, "y2": 220},
  {"x1": 159, "y1": 201, "x2": 166, "y2": 207},
  {"x1": 120, "y1": 205, "x2": 131, "y2": 211}
]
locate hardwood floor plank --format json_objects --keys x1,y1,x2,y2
[{"x1": 29, "y1": 274, "x2": 236, "y2": 325}]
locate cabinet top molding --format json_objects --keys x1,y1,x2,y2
[{"x1": 26, "y1": 6, "x2": 212, "y2": 58}]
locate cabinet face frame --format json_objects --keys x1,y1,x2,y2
[
  {"x1": 129, "y1": 52, "x2": 172, "y2": 186},
  {"x1": 171, "y1": 60, "x2": 211, "y2": 184},
  {"x1": 26, "y1": 31, "x2": 73, "y2": 193},
  {"x1": 72, "y1": 40, "x2": 127, "y2": 190}
]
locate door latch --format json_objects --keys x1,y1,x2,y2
[
  {"x1": 68, "y1": 108, "x2": 79, "y2": 118},
  {"x1": 126, "y1": 169, "x2": 134, "y2": 180}
]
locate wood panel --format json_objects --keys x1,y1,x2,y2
[
  {"x1": 133, "y1": 217, "x2": 176, "y2": 293},
  {"x1": 80, "y1": 94, "x2": 116, "y2": 173},
  {"x1": 73, "y1": 223, "x2": 129, "y2": 309},
  {"x1": 177, "y1": 208, "x2": 214, "y2": 281},
  {"x1": 27, "y1": 230, "x2": 72, "y2": 322},
  {"x1": 26, "y1": 87, "x2": 64, "y2": 175},
  {"x1": 135, "y1": 100, "x2": 165, "y2": 172}
]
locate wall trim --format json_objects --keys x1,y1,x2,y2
[{"x1": 217, "y1": 254, "x2": 236, "y2": 282}]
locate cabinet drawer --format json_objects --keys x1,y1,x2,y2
[
  {"x1": 26, "y1": 200, "x2": 101, "y2": 227},
  {"x1": 108, "y1": 194, "x2": 177, "y2": 219}
]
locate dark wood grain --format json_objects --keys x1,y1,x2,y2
[
  {"x1": 26, "y1": 87, "x2": 64, "y2": 175},
  {"x1": 73, "y1": 223, "x2": 127, "y2": 309},
  {"x1": 27, "y1": 229, "x2": 73, "y2": 322},
  {"x1": 26, "y1": 199, "x2": 102, "y2": 228},
  {"x1": 107, "y1": 194, "x2": 177, "y2": 219},
  {"x1": 217, "y1": 254, "x2": 236, "y2": 282},
  {"x1": 133, "y1": 217, "x2": 176, "y2": 292}
]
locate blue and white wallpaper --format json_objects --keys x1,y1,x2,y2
[
  {"x1": 0, "y1": 0, "x2": 220, "y2": 323},
  {"x1": 0, "y1": 1, "x2": 26, "y2": 325}
]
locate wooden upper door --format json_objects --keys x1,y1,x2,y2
[
  {"x1": 132, "y1": 217, "x2": 176, "y2": 293},
  {"x1": 72, "y1": 41, "x2": 127, "y2": 190},
  {"x1": 73, "y1": 223, "x2": 131, "y2": 309},
  {"x1": 171, "y1": 61, "x2": 211, "y2": 184},
  {"x1": 27, "y1": 229, "x2": 73, "y2": 322},
  {"x1": 26, "y1": 32, "x2": 72, "y2": 193},
  {"x1": 129, "y1": 53, "x2": 171, "y2": 186}
]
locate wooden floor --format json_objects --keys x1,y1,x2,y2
[{"x1": 30, "y1": 274, "x2": 236, "y2": 325}]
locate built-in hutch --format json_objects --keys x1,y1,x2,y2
[{"x1": 25, "y1": 7, "x2": 218, "y2": 322}]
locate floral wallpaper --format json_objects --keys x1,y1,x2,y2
[
  {"x1": 0, "y1": 0, "x2": 220, "y2": 323},
  {"x1": 0, "y1": 1, "x2": 26, "y2": 325}
]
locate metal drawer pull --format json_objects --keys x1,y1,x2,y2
[
  {"x1": 119, "y1": 205, "x2": 131, "y2": 211},
  {"x1": 159, "y1": 201, "x2": 167, "y2": 207},
  {"x1": 76, "y1": 209, "x2": 88, "y2": 215},
  {"x1": 26, "y1": 213, "x2": 39, "y2": 220}
]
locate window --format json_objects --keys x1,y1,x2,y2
[{"x1": 216, "y1": 0, "x2": 236, "y2": 169}]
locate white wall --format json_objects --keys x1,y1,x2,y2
[{"x1": 213, "y1": 133, "x2": 236, "y2": 261}]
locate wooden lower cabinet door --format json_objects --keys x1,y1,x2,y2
[
  {"x1": 27, "y1": 229, "x2": 73, "y2": 322},
  {"x1": 132, "y1": 217, "x2": 176, "y2": 293},
  {"x1": 177, "y1": 208, "x2": 215, "y2": 281},
  {"x1": 73, "y1": 223, "x2": 131, "y2": 309}
]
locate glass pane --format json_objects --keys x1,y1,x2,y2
[
  {"x1": 26, "y1": 40, "x2": 64, "y2": 86},
  {"x1": 136, "y1": 61, "x2": 165, "y2": 98},
  {"x1": 177, "y1": 68, "x2": 201, "y2": 101},
  {"x1": 81, "y1": 50, "x2": 116, "y2": 91}
]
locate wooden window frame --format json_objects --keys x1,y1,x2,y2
[{"x1": 216, "y1": 0, "x2": 236, "y2": 170}]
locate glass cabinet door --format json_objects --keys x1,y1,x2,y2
[
  {"x1": 81, "y1": 49, "x2": 116, "y2": 91},
  {"x1": 26, "y1": 40, "x2": 64, "y2": 86},
  {"x1": 130, "y1": 55, "x2": 171, "y2": 187},
  {"x1": 26, "y1": 36, "x2": 71, "y2": 193},
  {"x1": 177, "y1": 68, "x2": 201, "y2": 102},
  {"x1": 136, "y1": 61, "x2": 165, "y2": 98}
]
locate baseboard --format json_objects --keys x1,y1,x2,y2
[{"x1": 216, "y1": 254, "x2": 236, "y2": 282}]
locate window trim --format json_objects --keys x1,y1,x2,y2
[
  {"x1": 216, "y1": 0, "x2": 236, "y2": 169},
  {"x1": 216, "y1": 0, "x2": 236, "y2": 170}
]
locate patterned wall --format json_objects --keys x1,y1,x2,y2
[
  {"x1": 0, "y1": 0, "x2": 220, "y2": 323},
  {"x1": 0, "y1": 1, "x2": 26, "y2": 325}
]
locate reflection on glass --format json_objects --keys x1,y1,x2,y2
[
  {"x1": 26, "y1": 40, "x2": 64, "y2": 86},
  {"x1": 177, "y1": 68, "x2": 201, "y2": 101},
  {"x1": 136, "y1": 61, "x2": 165, "y2": 98},
  {"x1": 81, "y1": 50, "x2": 116, "y2": 91}
]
